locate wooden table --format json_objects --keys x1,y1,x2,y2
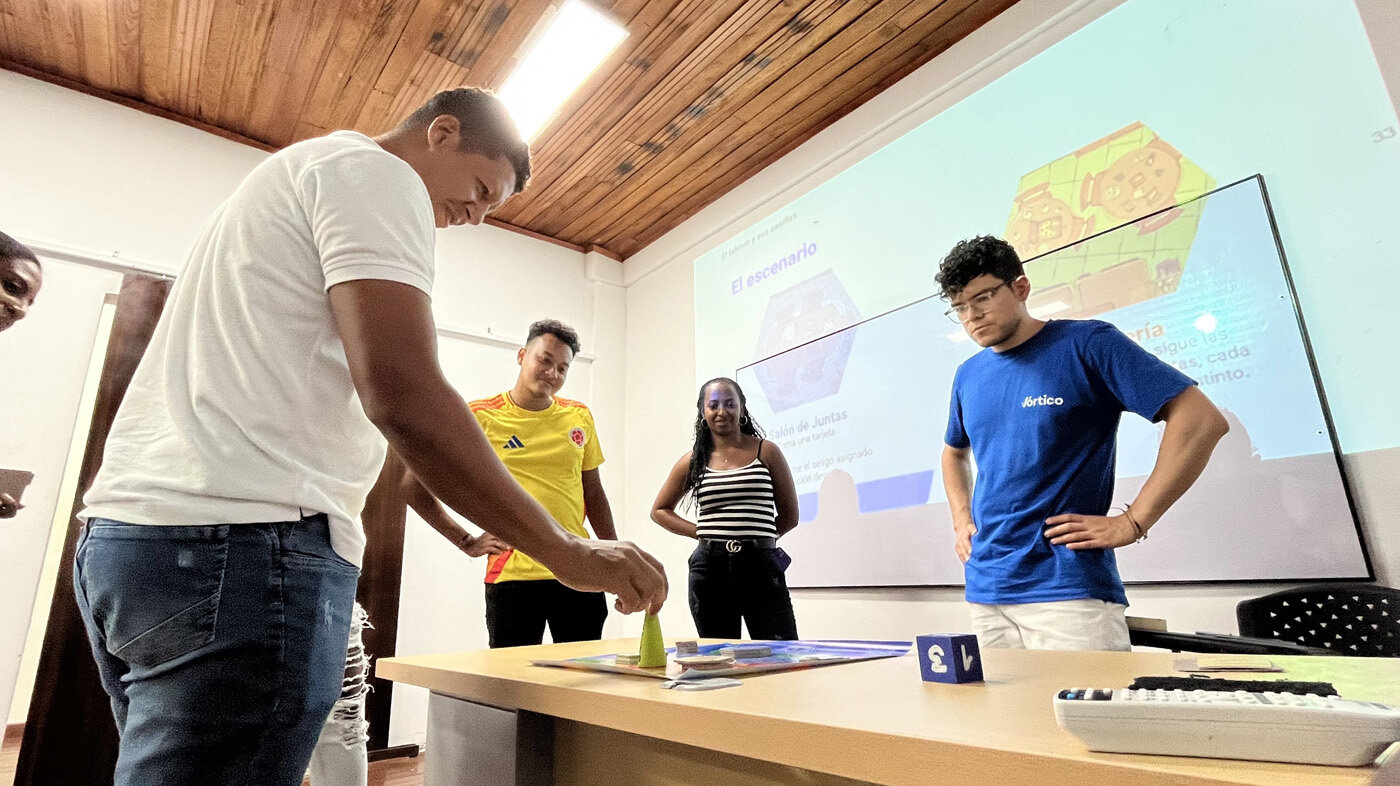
[{"x1": 378, "y1": 640, "x2": 1400, "y2": 786}]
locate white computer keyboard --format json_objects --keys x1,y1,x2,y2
[{"x1": 1054, "y1": 688, "x2": 1400, "y2": 766}]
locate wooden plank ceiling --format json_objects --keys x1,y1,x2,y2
[{"x1": 1, "y1": 0, "x2": 1017, "y2": 259}]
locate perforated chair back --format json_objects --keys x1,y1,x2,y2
[{"x1": 1236, "y1": 583, "x2": 1400, "y2": 657}]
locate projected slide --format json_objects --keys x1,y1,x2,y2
[
  {"x1": 692, "y1": 0, "x2": 1394, "y2": 588},
  {"x1": 735, "y1": 178, "x2": 1364, "y2": 587}
]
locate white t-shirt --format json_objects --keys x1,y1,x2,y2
[{"x1": 82, "y1": 131, "x2": 435, "y2": 566}]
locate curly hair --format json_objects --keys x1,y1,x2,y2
[
  {"x1": 935, "y1": 235, "x2": 1023, "y2": 299},
  {"x1": 525, "y1": 318, "x2": 581, "y2": 357},
  {"x1": 682, "y1": 377, "x2": 765, "y2": 498},
  {"x1": 0, "y1": 231, "x2": 39, "y2": 267},
  {"x1": 401, "y1": 88, "x2": 531, "y2": 194}
]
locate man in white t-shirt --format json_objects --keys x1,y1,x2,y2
[{"x1": 77, "y1": 88, "x2": 667, "y2": 786}]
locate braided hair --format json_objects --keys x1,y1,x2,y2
[{"x1": 683, "y1": 377, "x2": 765, "y2": 500}]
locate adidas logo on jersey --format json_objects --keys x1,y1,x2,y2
[
  {"x1": 503, "y1": 435, "x2": 525, "y2": 449},
  {"x1": 1022, "y1": 394, "x2": 1065, "y2": 408}
]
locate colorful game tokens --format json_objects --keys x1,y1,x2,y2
[
  {"x1": 614, "y1": 653, "x2": 640, "y2": 665},
  {"x1": 674, "y1": 639, "x2": 700, "y2": 656}
]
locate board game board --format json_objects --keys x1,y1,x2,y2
[{"x1": 531, "y1": 640, "x2": 911, "y2": 680}]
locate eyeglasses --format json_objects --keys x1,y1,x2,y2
[{"x1": 944, "y1": 279, "x2": 1016, "y2": 323}]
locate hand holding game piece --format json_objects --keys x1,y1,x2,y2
[{"x1": 639, "y1": 612, "x2": 667, "y2": 667}]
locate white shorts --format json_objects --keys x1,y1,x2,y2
[{"x1": 968, "y1": 598, "x2": 1131, "y2": 651}]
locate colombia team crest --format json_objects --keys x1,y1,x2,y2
[{"x1": 569, "y1": 427, "x2": 586, "y2": 447}]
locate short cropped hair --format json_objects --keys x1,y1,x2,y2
[
  {"x1": 401, "y1": 88, "x2": 531, "y2": 194},
  {"x1": 526, "y1": 319, "x2": 581, "y2": 357},
  {"x1": 935, "y1": 235, "x2": 1023, "y2": 299},
  {"x1": 0, "y1": 231, "x2": 39, "y2": 268}
]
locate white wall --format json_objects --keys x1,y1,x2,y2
[
  {"x1": 618, "y1": 0, "x2": 1400, "y2": 642},
  {"x1": 0, "y1": 70, "x2": 627, "y2": 747}
]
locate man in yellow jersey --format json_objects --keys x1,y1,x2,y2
[{"x1": 404, "y1": 319, "x2": 616, "y2": 647}]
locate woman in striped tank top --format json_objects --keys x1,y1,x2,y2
[{"x1": 651, "y1": 377, "x2": 799, "y2": 639}]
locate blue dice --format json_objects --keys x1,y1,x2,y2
[{"x1": 916, "y1": 633, "x2": 984, "y2": 684}]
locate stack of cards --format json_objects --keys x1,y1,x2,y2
[
  {"x1": 722, "y1": 645, "x2": 771, "y2": 659},
  {"x1": 674, "y1": 653, "x2": 734, "y2": 671}
]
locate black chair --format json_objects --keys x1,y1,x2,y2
[{"x1": 1236, "y1": 583, "x2": 1400, "y2": 657}]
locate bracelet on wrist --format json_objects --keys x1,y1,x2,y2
[{"x1": 1123, "y1": 505, "x2": 1147, "y2": 543}]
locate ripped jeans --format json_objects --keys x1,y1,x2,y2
[
  {"x1": 74, "y1": 515, "x2": 359, "y2": 786},
  {"x1": 307, "y1": 602, "x2": 372, "y2": 786}
]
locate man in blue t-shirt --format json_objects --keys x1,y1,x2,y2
[{"x1": 939, "y1": 236, "x2": 1229, "y2": 650}]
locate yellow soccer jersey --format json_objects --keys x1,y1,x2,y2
[{"x1": 471, "y1": 392, "x2": 605, "y2": 583}]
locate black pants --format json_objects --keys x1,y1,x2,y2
[
  {"x1": 688, "y1": 539, "x2": 798, "y2": 640},
  {"x1": 484, "y1": 579, "x2": 608, "y2": 648}
]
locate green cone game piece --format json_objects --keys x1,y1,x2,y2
[{"x1": 638, "y1": 612, "x2": 666, "y2": 668}]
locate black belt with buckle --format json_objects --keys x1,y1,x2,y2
[{"x1": 699, "y1": 537, "x2": 778, "y2": 552}]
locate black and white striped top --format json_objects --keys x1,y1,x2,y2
[{"x1": 694, "y1": 454, "x2": 778, "y2": 539}]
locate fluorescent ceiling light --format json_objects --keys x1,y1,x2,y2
[{"x1": 497, "y1": 0, "x2": 627, "y2": 141}]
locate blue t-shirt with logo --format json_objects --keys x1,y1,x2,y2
[{"x1": 944, "y1": 319, "x2": 1195, "y2": 606}]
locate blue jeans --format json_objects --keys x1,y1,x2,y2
[{"x1": 74, "y1": 514, "x2": 359, "y2": 786}]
